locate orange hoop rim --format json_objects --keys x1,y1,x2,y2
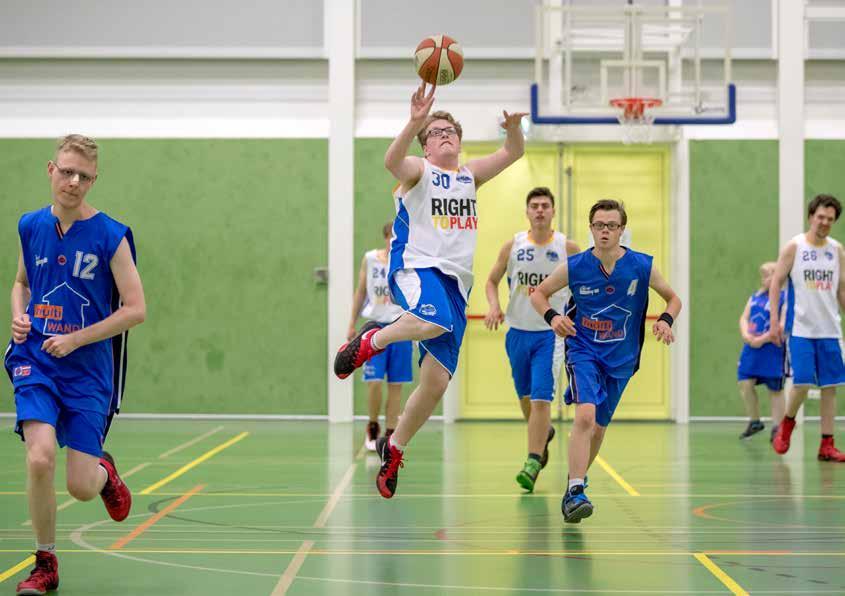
[{"x1": 610, "y1": 97, "x2": 663, "y2": 118}]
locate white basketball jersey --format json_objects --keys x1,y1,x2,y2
[
  {"x1": 389, "y1": 160, "x2": 478, "y2": 301},
  {"x1": 506, "y1": 231, "x2": 571, "y2": 331},
  {"x1": 788, "y1": 233, "x2": 842, "y2": 338},
  {"x1": 361, "y1": 249, "x2": 403, "y2": 324}
]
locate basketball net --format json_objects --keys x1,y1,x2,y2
[{"x1": 610, "y1": 98, "x2": 662, "y2": 145}]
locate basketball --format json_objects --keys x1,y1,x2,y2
[{"x1": 414, "y1": 35, "x2": 463, "y2": 86}]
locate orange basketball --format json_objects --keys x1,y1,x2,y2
[{"x1": 414, "y1": 35, "x2": 463, "y2": 86}]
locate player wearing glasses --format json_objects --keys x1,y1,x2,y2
[{"x1": 531, "y1": 199, "x2": 682, "y2": 523}]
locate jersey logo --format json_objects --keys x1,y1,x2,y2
[
  {"x1": 420, "y1": 303, "x2": 437, "y2": 317},
  {"x1": 13, "y1": 365, "x2": 31, "y2": 378},
  {"x1": 456, "y1": 174, "x2": 472, "y2": 184},
  {"x1": 605, "y1": 286, "x2": 615, "y2": 295},
  {"x1": 579, "y1": 286, "x2": 599, "y2": 296},
  {"x1": 38, "y1": 282, "x2": 90, "y2": 336},
  {"x1": 35, "y1": 255, "x2": 48, "y2": 267},
  {"x1": 825, "y1": 250, "x2": 835, "y2": 260},
  {"x1": 546, "y1": 250, "x2": 559, "y2": 262},
  {"x1": 583, "y1": 303, "x2": 632, "y2": 343},
  {"x1": 57, "y1": 255, "x2": 67, "y2": 266}
]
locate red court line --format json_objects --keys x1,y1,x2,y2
[
  {"x1": 110, "y1": 484, "x2": 205, "y2": 550},
  {"x1": 467, "y1": 314, "x2": 659, "y2": 320}
]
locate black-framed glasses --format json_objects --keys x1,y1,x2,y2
[
  {"x1": 590, "y1": 222, "x2": 622, "y2": 231},
  {"x1": 426, "y1": 126, "x2": 458, "y2": 139},
  {"x1": 51, "y1": 162, "x2": 95, "y2": 184}
]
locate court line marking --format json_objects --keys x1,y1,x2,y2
[
  {"x1": 140, "y1": 432, "x2": 249, "y2": 495},
  {"x1": 593, "y1": 455, "x2": 640, "y2": 496},
  {"x1": 693, "y1": 553, "x2": 749, "y2": 596},
  {"x1": 272, "y1": 444, "x2": 365, "y2": 595},
  {"x1": 3, "y1": 548, "x2": 845, "y2": 556},
  {"x1": 21, "y1": 462, "x2": 151, "y2": 527},
  {"x1": 110, "y1": 484, "x2": 205, "y2": 550},
  {"x1": 158, "y1": 425, "x2": 225, "y2": 459},
  {"x1": 0, "y1": 555, "x2": 34, "y2": 585}
]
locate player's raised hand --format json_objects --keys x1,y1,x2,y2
[
  {"x1": 652, "y1": 320, "x2": 675, "y2": 345},
  {"x1": 410, "y1": 82, "x2": 436, "y2": 123},
  {"x1": 500, "y1": 110, "x2": 528, "y2": 132},
  {"x1": 484, "y1": 306, "x2": 505, "y2": 331},
  {"x1": 551, "y1": 314, "x2": 576, "y2": 338},
  {"x1": 11, "y1": 313, "x2": 31, "y2": 344},
  {"x1": 41, "y1": 334, "x2": 80, "y2": 358}
]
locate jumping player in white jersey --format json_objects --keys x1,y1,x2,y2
[
  {"x1": 348, "y1": 222, "x2": 413, "y2": 451},
  {"x1": 334, "y1": 82, "x2": 527, "y2": 498},
  {"x1": 770, "y1": 194, "x2": 845, "y2": 461},
  {"x1": 531, "y1": 199, "x2": 682, "y2": 523},
  {"x1": 483, "y1": 187, "x2": 580, "y2": 491},
  {"x1": 5, "y1": 135, "x2": 145, "y2": 594},
  {"x1": 736, "y1": 262, "x2": 786, "y2": 440}
]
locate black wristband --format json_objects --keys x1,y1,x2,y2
[
  {"x1": 543, "y1": 309, "x2": 560, "y2": 326},
  {"x1": 658, "y1": 312, "x2": 674, "y2": 327}
]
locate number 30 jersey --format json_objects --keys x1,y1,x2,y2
[
  {"x1": 389, "y1": 160, "x2": 478, "y2": 302},
  {"x1": 6, "y1": 206, "x2": 135, "y2": 411}
]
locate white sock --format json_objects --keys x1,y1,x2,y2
[
  {"x1": 389, "y1": 435, "x2": 405, "y2": 452},
  {"x1": 36, "y1": 543, "x2": 56, "y2": 554},
  {"x1": 370, "y1": 330, "x2": 383, "y2": 351},
  {"x1": 568, "y1": 477, "x2": 584, "y2": 491}
]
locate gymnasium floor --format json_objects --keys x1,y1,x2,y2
[{"x1": 0, "y1": 419, "x2": 843, "y2": 594}]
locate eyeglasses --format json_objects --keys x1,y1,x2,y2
[
  {"x1": 52, "y1": 162, "x2": 95, "y2": 185},
  {"x1": 426, "y1": 126, "x2": 458, "y2": 139},
  {"x1": 590, "y1": 222, "x2": 622, "y2": 231}
]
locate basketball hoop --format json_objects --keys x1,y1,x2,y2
[{"x1": 610, "y1": 97, "x2": 662, "y2": 144}]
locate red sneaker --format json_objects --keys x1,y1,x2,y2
[
  {"x1": 818, "y1": 437, "x2": 845, "y2": 462},
  {"x1": 16, "y1": 550, "x2": 58, "y2": 595},
  {"x1": 334, "y1": 321, "x2": 384, "y2": 379},
  {"x1": 375, "y1": 436, "x2": 404, "y2": 499},
  {"x1": 772, "y1": 417, "x2": 796, "y2": 455},
  {"x1": 99, "y1": 451, "x2": 132, "y2": 521}
]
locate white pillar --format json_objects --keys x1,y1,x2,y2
[
  {"x1": 777, "y1": 0, "x2": 805, "y2": 246},
  {"x1": 327, "y1": 0, "x2": 355, "y2": 422},
  {"x1": 777, "y1": 0, "x2": 805, "y2": 423}
]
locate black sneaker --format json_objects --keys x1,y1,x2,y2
[
  {"x1": 740, "y1": 420, "x2": 765, "y2": 440},
  {"x1": 375, "y1": 436, "x2": 404, "y2": 499},
  {"x1": 539, "y1": 426, "x2": 556, "y2": 469},
  {"x1": 562, "y1": 484, "x2": 593, "y2": 524},
  {"x1": 364, "y1": 421, "x2": 380, "y2": 452},
  {"x1": 334, "y1": 321, "x2": 382, "y2": 379}
]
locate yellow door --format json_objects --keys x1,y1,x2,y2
[
  {"x1": 458, "y1": 144, "x2": 562, "y2": 419},
  {"x1": 458, "y1": 143, "x2": 671, "y2": 420}
]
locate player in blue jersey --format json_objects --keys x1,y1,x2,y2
[
  {"x1": 531, "y1": 199, "x2": 681, "y2": 523},
  {"x1": 5, "y1": 135, "x2": 146, "y2": 594},
  {"x1": 737, "y1": 262, "x2": 786, "y2": 440}
]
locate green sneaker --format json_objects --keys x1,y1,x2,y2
[{"x1": 516, "y1": 458, "x2": 543, "y2": 492}]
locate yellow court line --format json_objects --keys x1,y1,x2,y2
[
  {"x1": 0, "y1": 555, "x2": 34, "y2": 585},
  {"x1": 140, "y1": 432, "x2": 249, "y2": 495},
  {"x1": 593, "y1": 455, "x2": 639, "y2": 496},
  {"x1": 694, "y1": 553, "x2": 749, "y2": 596}
]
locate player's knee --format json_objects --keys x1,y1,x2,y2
[
  {"x1": 66, "y1": 476, "x2": 99, "y2": 501},
  {"x1": 26, "y1": 448, "x2": 56, "y2": 479},
  {"x1": 572, "y1": 411, "x2": 595, "y2": 433}
]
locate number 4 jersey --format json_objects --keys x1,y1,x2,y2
[{"x1": 5, "y1": 206, "x2": 135, "y2": 413}]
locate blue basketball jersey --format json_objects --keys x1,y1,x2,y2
[
  {"x1": 5, "y1": 206, "x2": 135, "y2": 416},
  {"x1": 737, "y1": 289, "x2": 786, "y2": 379},
  {"x1": 564, "y1": 249, "x2": 653, "y2": 378}
]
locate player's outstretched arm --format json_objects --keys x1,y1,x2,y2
[
  {"x1": 531, "y1": 262, "x2": 575, "y2": 337},
  {"x1": 10, "y1": 248, "x2": 31, "y2": 344},
  {"x1": 769, "y1": 241, "x2": 796, "y2": 346},
  {"x1": 384, "y1": 82, "x2": 432, "y2": 188},
  {"x1": 649, "y1": 266, "x2": 681, "y2": 345},
  {"x1": 348, "y1": 255, "x2": 369, "y2": 340},
  {"x1": 465, "y1": 111, "x2": 527, "y2": 189},
  {"x1": 42, "y1": 237, "x2": 146, "y2": 358},
  {"x1": 484, "y1": 240, "x2": 512, "y2": 331}
]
